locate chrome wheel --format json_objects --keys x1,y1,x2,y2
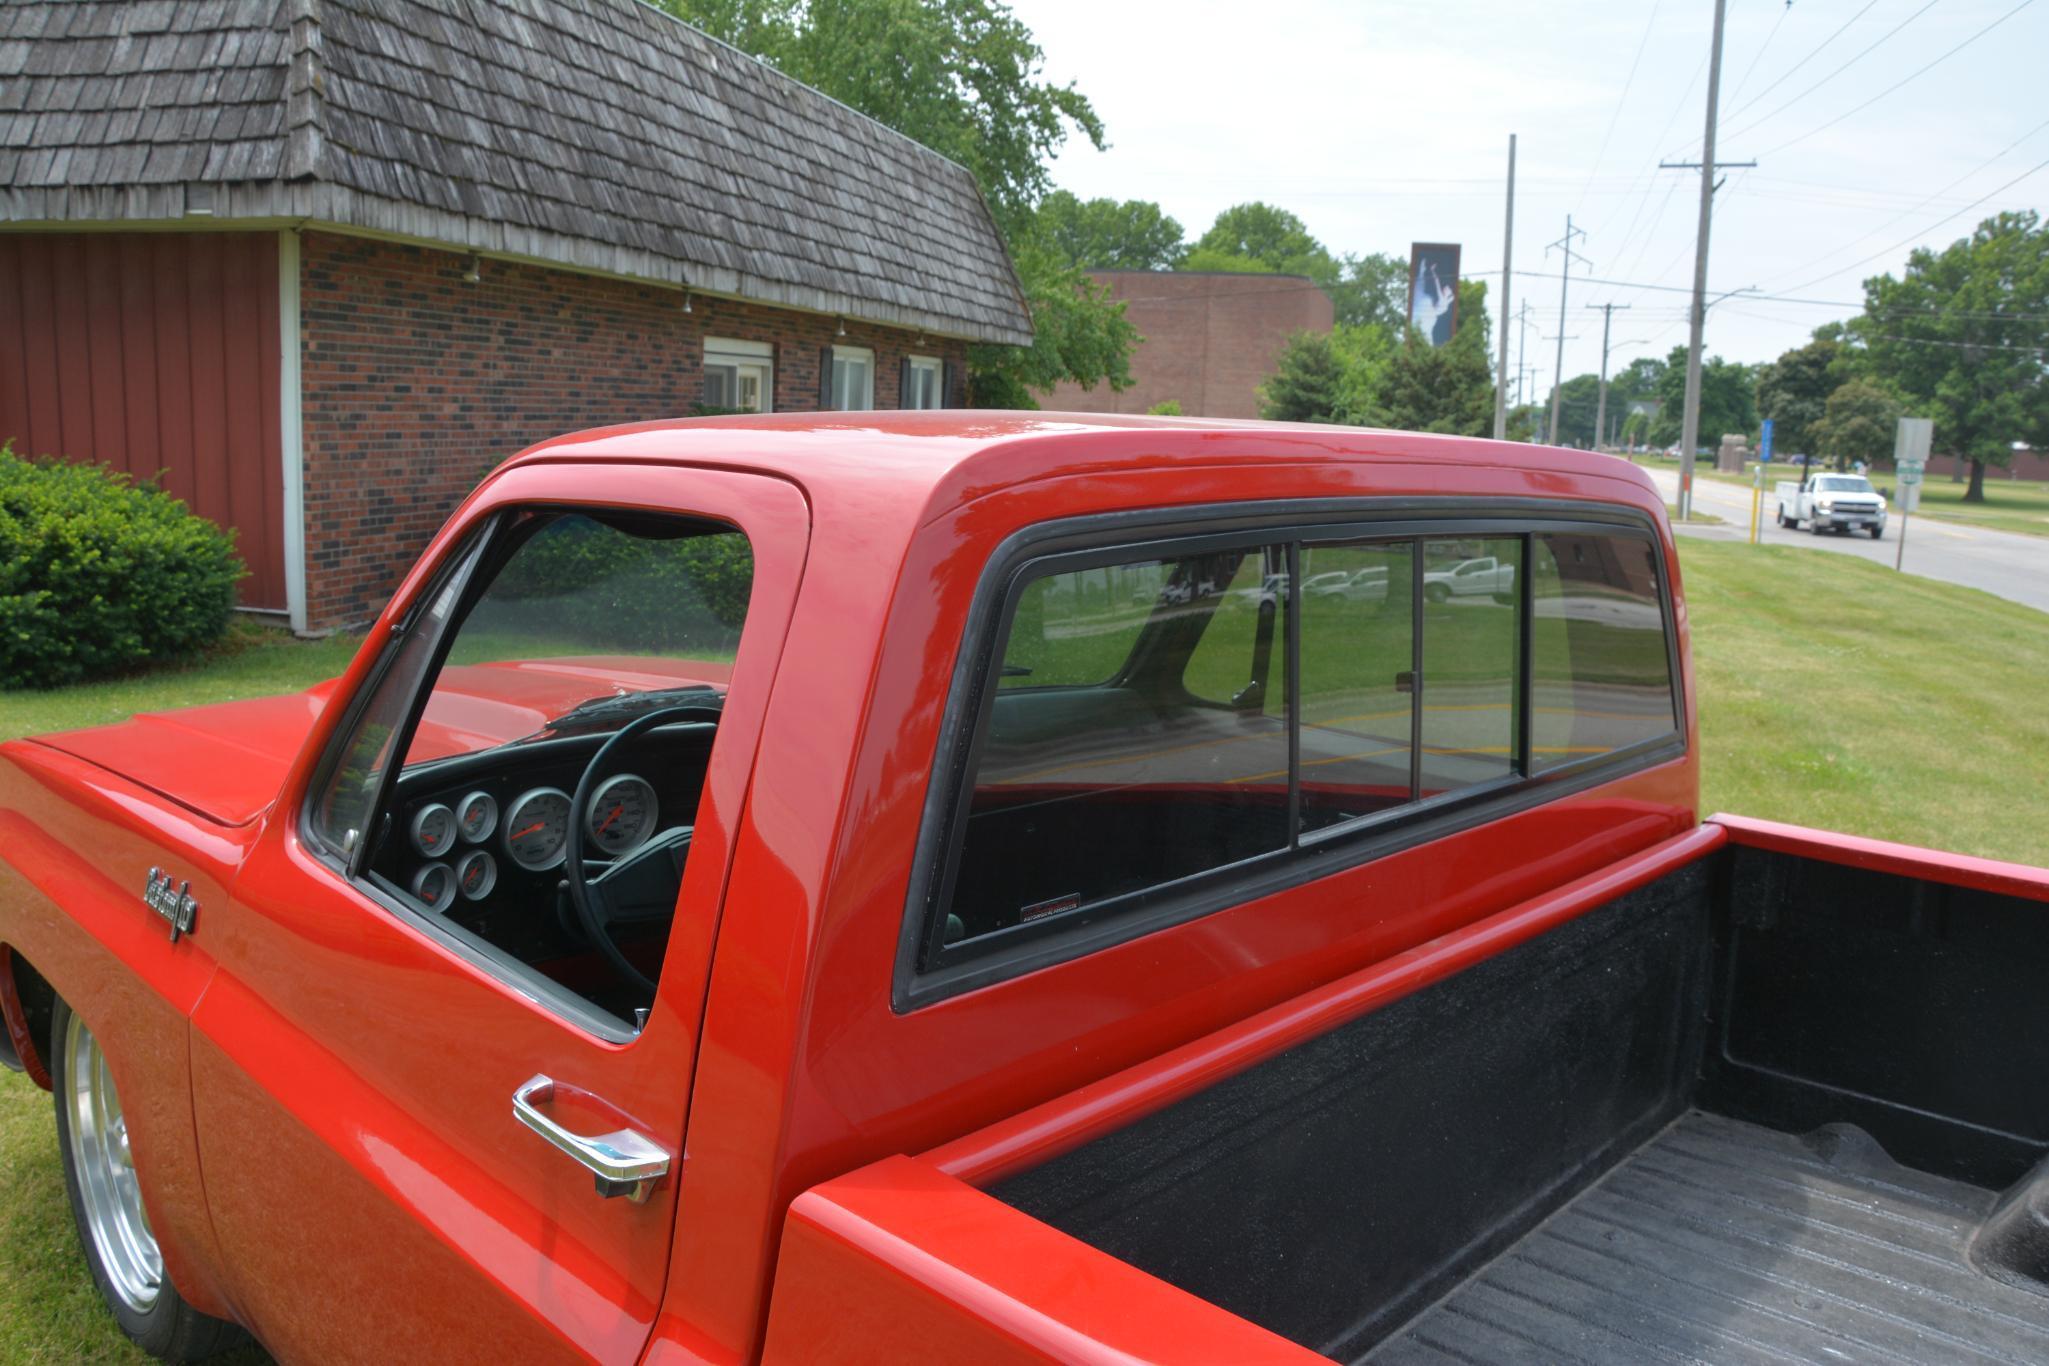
[{"x1": 62, "y1": 1010, "x2": 162, "y2": 1314}]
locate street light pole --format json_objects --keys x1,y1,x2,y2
[{"x1": 1587, "y1": 302, "x2": 1631, "y2": 452}]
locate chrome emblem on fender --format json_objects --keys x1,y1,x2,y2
[{"x1": 143, "y1": 867, "x2": 199, "y2": 943}]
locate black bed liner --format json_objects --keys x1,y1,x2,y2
[
  {"x1": 994, "y1": 846, "x2": 2049, "y2": 1363},
  {"x1": 1369, "y1": 1110, "x2": 2049, "y2": 1365}
]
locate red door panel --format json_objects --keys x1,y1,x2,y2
[{"x1": 190, "y1": 463, "x2": 809, "y2": 1362}]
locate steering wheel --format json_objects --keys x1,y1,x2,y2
[{"x1": 563, "y1": 706, "x2": 718, "y2": 997}]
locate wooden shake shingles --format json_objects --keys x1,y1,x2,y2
[{"x1": 0, "y1": 0, "x2": 1029, "y2": 342}]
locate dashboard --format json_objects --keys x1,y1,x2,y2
[{"x1": 368, "y1": 722, "x2": 715, "y2": 974}]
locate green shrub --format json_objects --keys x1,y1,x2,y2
[{"x1": 0, "y1": 445, "x2": 244, "y2": 688}]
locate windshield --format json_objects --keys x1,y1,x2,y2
[
  {"x1": 401, "y1": 512, "x2": 751, "y2": 768},
  {"x1": 1814, "y1": 476, "x2": 1876, "y2": 494}
]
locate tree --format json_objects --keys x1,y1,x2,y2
[
  {"x1": 1619, "y1": 409, "x2": 1650, "y2": 450},
  {"x1": 1816, "y1": 380, "x2": 1901, "y2": 469},
  {"x1": 1034, "y1": 191, "x2": 1186, "y2": 271},
  {"x1": 1329, "y1": 253, "x2": 1410, "y2": 332},
  {"x1": 1360, "y1": 281, "x2": 1495, "y2": 436},
  {"x1": 658, "y1": 0, "x2": 1134, "y2": 406},
  {"x1": 1258, "y1": 332, "x2": 1344, "y2": 423},
  {"x1": 968, "y1": 240, "x2": 1139, "y2": 407},
  {"x1": 1754, "y1": 338, "x2": 1839, "y2": 459},
  {"x1": 1192, "y1": 203, "x2": 1325, "y2": 273},
  {"x1": 1648, "y1": 345, "x2": 1756, "y2": 449},
  {"x1": 1548, "y1": 373, "x2": 1603, "y2": 448},
  {"x1": 1851, "y1": 211, "x2": 2049, "y2": 502}
]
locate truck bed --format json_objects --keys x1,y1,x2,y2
[
  {"x1": 1372, "y1": 1110, "x2": 2048, "y2": 1365},
  {"x1": 991, "y1": 837, "x2": 2049, "y2": 1364}
]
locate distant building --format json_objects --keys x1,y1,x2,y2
[{"x1": 1046, "y1": 271, "x2": 1333, "y2": 420}]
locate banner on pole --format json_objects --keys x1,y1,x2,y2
[{"x1": 1407, "y1": 243, "x2": 1461, "y2": 347}]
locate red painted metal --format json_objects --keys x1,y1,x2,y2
[
  {"x1": 1711, "y1": 812, "x2": 2049, "y2": 902},
  {"x1": 758, "y1": 1157, "x2": 1320, "y2": 1364},
  {"x1": 0, "y1": 232, "x2": 286, "y2": 608},
  {"x1": 0, "y1": 413, "x2": 1724, "y2": 1361}
]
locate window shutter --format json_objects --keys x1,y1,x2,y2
[
  {"x1": 819, "y1": 346, "x2": 835, "y2": 410},
  {"x1": 943, "y1": 359, "x2": 966, "y2": 409},
  {"x1": 898, "y1": 358, "x2": 915, "y2": 409}
]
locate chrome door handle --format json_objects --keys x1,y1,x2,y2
[{"x1": 512, "y1": 1074, "x2": 670, "y2": 1203}]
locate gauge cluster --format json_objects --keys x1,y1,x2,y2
[{"x1": 377, "y1": 729, "x2": 711, "y2": 937}]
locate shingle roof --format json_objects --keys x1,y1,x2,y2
[{"x1": 0, "y1": 0, "x2": 1033, "y2": 344}]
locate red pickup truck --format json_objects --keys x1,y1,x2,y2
[{"x1": 1, "y1": 414, "x2": 2044, "y2": 1365}]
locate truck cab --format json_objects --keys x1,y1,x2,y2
[{"x1": 0, "y1": 414, "x2": 2041, "y2": 1365}]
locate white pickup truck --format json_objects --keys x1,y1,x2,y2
[
  {"x1": 1422, "y1": 554, "x2": 1515, "y2": 602},
  {"x1": 1776, "y1": 472, "x2": 1888, "y2": 538}
]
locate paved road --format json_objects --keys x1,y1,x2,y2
[{"x1": 1645, "y1": 467, "x2": 2049, "y2": 616}]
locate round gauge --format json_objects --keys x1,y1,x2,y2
[
  {"x1": 455, "y1": 849, "x2": 497, "y2": 901},
  {"x1": 503, "y1": 787, "x2": 572, "y2": 871},
  {"x1": 409, "y1": 861, "x2": 456, "y2": 913},
  {"x1": 586, "y1": 774, "x2": 659, "y2": 858},
  {"x1": 456, "y1": 790, "x2": 498, "y2": 844},
  {"x1": 410, "y1": 803, "x2": 458, "y2": 858}
]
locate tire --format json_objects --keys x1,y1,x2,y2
[
  {"x1": 1809, "y1": 519, "x2": 1824, "y2": 535},
  {"x1": 1425, "y1": 583, "x2": 1450, "y2": 605},
  {"x1": 51, "y1": 995, "x2": 245, "y2": 1361},
  {"x1": 1870, "y1": 525, "x2": 1885, "y2": 540},
  {"x1": 1776, "y1": 507, "x2": 1790, "y2": 528}
]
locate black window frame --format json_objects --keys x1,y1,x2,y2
[{"x1": 893, "y1": 498, "x2": 1686, "y2": 1011}]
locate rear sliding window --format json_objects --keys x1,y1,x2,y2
[{"x1": 915, "y1": 519, "x2": 1679, "y2": 987}]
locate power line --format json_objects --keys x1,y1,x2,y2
[
  {"x1": 1777, "y1": 154, "x2": 2049, "y2": 295},
  {"x1": 1716, "y1": 0, "x2": 1881, "y2": 131},
  {"x1": 1720, "y1": 0, "x2": 1935, "y2": 146},
  {"x1": 1723, "y1": 1, "x2": 1793, "y2": 111},
  {"x1": 1757, "y1": 0, "x2": 2038, "y2": 159},
  {"x1": 1758, "y1": 114, "x2": 2049, "y2": 289},
  {"x1": 1573, "y1": 1, "x2": 1667, "y2": 223}
]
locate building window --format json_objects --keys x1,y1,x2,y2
[
  {"x1": 831, "y1": 345, "x2": 875, "y2": 411},
  {"x1": 903, "y1": 355, "x2": 945, "y2": 409},
  {"x1": 704, "y1": 338, "x2": 773, "y2": 413}
]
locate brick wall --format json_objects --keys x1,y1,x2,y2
[
  {"x1": 1044, "y1": 271, "x2": 1334, "y2": 420},
  {"x1": 297, "y1": 230, "x2": 966, "y2": 629}
]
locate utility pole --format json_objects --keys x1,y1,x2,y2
[
  {"x1": 1587, "y1": 302, "x2": 1631, "y2": 452},
  {"x1": 1513, "y1": 300, "x2": 1535, "y2": 438},
  {"x1": 1542, "y1": 332, "x2": 1580, "y2": 442},
  {"x1": 1660, "y1": 0, "x2": 1754, "y2": 519},
  {"x1": 1545, "y1": 215, "x2": 1589, "y2": 444},
  {"x1": 1494, "y1": 133, "x2": 1516, "y2": 441}
]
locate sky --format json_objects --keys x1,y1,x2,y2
[{"x1": 1010, "y1": 0, "x2": 2049, "y2": 397}]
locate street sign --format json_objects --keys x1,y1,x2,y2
[
  {"x1": 1894, "y1": 417, "x2": 1932, "y2": 514},
  {"x1": 1758, "y1": 418, "x2": 1773, "y2": 465},
  {"x1": 1893, "y1": 417, "x2": 1934, "y2": 571}
]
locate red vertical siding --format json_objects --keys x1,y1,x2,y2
[{"x1": 0, "y1": 231, "x2": 286, "y2": 610}]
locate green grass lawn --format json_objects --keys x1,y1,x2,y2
[
  {"x1": 1892, "y1": 476, "x2": 2049, "y2": 540},
  {"x1": 0, "y1": 621, "x2": 364, "y2": 744},
  {"x1": 1, "y1": 544, "x2": 2047, "y2": 1359}
]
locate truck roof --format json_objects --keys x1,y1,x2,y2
[{"x1": 505, "y1": 410, "x2": 1661, "y2": 522}]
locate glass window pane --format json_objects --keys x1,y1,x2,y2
[
  {"x1": 1298, "y1": 541, "x2": 1415, "y2": 833},
  {"x1": 1531, "y1": 533, "x2": 1675, "y2": 770},
  {"x1": 946, "y1": 545, "x2": 1290, "y2": 948},
  {"x1": 1419, "y1": 535, "x2": 1521, "y2": 796}
]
